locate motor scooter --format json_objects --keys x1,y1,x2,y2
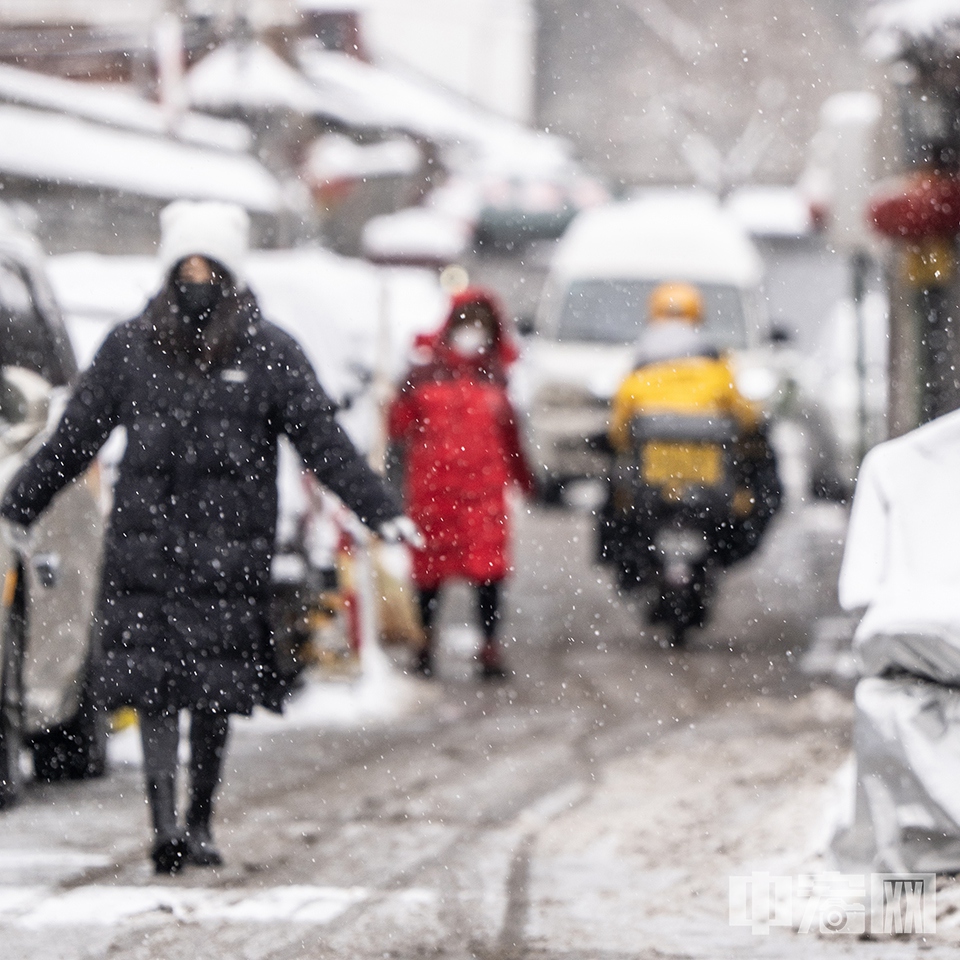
[{"x1": 602, "y1": 414, "x2": 741, "y2": 647}]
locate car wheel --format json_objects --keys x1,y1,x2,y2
[
  {"x1": 0, "y1": 567, "x2": 26, "y2": 809},
  {"x1": 31, "y1": 680, "x2": 107, "y2": 783}
]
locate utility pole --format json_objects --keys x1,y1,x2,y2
[{"x1": 156, "y1": 1, "x2": 188, "y2": 134}]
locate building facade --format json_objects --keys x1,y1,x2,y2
[
  {"x1": 535, "y1": 0, "x2": 873, "y2": 189},
  {"x1": 866, "y1": 1, "x2": 960, "y2": 434}
]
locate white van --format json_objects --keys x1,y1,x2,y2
[{"x1": 525, "y1": 192, "x2": 780, "y2": 496}]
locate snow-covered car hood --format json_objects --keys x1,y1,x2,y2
[{"x1": 523, "y1": 339, "x2": 635, "y2": 404}]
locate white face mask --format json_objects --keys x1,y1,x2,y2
[{"x1": 450, "y1": 324, "x2": 491, "y2": 356}]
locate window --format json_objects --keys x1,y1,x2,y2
[
  {"x1": 0, "y1": 257, "x2": 71, "y2": 386},
  {"x1": 555, "y1": 279, "x2": 748, "y2": 349}
]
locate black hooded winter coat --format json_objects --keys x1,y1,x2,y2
[{"x1": 0, "y1": 276, "x2": 401, "y2": 715}]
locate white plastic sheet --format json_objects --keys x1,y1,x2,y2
[
  {"x1": 831, "y1": 675, "x2": 960, "y2": 874},
  {"x1": 840, "y1": 409, "x2": 960, "y2": 683}
]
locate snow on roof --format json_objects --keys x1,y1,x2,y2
[
  {"x1": 305, "y1": 134, "x2": 421, "y2": 181},
  {"x1": 361, "y1": 206, "x2": 471, "y2": 265},
  {"x1": 868, "y1": 0, "x2": 960, "y2": 59},
  {"x1": 297, "y1": 48, "x2": 574, "y2": 178},
  {"x1": 725, "y1": 186, "x2": 814, "y2": 238},
  {"x1": 186, "y1": 40, "x2": 575, "y2": 183},
  {"x1": 187, "y1": 42, "x2": 326, "y2": 115},
  {"x1": 552, "y1": 193, "x2": 763, "y2": 287},
  {"x1": 819, "y1": 90, "x2": 884, "y2": 128},
  {"x1": 0, "y1": 104, "x2": 281, "y2": 212},
  {"x1": 0, "y1": 0, "x2": 164, "y2": 26},
  {"x1": 0, "y1": 62, "x2": 251, "y2": 153}
]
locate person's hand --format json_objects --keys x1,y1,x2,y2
[
  {"x1": 378, "y1": 515, "x2": 424, "y2": 549},
  {"x1": 0, "y1": 519, "x2": 32, "y2": 557}
]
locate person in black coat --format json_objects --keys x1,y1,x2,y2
[{"x1": 0, "y1": 200, "x2": 414, "y2": 874}]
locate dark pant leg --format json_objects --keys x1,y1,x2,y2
[
  {"x1": 187, "y1": 711, "x2": 230, "y2": 835},
  {"x1": 139, "y1": 709, "x2": 180, "y2": 843},
  {"x1": 413, "y1": 586, "x2": 441, "y2": 675},
  {"x1": 417, "y1": 586, "x2": 441, "y2": 636},
  {"x1": 476, "y1": 581, "x2": 501, "y2": 642}
]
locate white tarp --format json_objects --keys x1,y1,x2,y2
[
  {"x1": 839, "y1": 409, "x2": 960, "y2": 683},
  {"x1": 834, "y1": 409, "x2": 960, "y2": 874},
  {"x1": 831, "y1": 675, "x2": 960, "y2": 873}
]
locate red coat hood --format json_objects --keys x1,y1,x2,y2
[{"x1": 411, "y1": 288, "x2": 519, "y2": 380}]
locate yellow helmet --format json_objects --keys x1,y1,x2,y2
[{"x1": 648, "y1": 282, "x2": 704, "y2": 324}]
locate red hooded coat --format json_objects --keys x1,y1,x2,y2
[{"x1": 388, "y1": 289, "x2": 534, "y2": 589}]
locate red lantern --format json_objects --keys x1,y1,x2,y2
[{"x1": 869, "y1": 170, "x2": 960, "y2": 239}]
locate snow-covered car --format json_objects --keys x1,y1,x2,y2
[{"x1": 0, "y1": 212, "x2": 106, "y2": 809}]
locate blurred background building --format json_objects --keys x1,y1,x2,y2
[
  {"x1": 865, "y1": 0, "x2": 960, "y2": 434},
  {"x1": 536, "y1": 0, "x2": 874, "y2": 190},
  {"x1": 5, "y1": 0, "x2": 960, "y2": 447}
]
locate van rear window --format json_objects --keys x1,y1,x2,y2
[{"x1": 556, "y1": 279, "x2": 748, "y2": 347}]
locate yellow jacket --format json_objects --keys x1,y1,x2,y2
[{"x1": 609, "y1": 354, "x2": 759, "y2": 452}]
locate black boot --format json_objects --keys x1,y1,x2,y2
[
  {"x1": 414, "y1": 590, "x2": 438, "y2": 678},
  {"x1": 413, "y1": 645, "x2": 434, "y2": 678},
  {"x1": 185, "y1": 788, "x2": 223, "y2": 867},
  {"x1": 476, "y1": 584, "x2": 506, "y2": 680},
  {"x1": 147, "y1": 775, "x2": 186, "y2": 875},
  {"x1": 478, "y1": 640, "x2": 508, "y2": 680},
  {"x1": 185, "y1": 711, "x2": 228, "y2": 867},
  {"x1": 412, "y1": 623, "x2": 436, "y2": 678}
]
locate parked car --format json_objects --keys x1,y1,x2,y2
[
  {"x1": 0, "y1": 209, "x2": 106, "y2": 808},
  {"x1": 524, "y1": 191, "x2": 847, "y2": 502}
]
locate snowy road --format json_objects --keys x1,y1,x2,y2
[{"x1": 3, "y1": 494, "x2": 959, "y2": 958}]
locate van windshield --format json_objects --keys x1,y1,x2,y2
[{"x1": 555, "y1": 279, "x2": 749, "y2": 347}]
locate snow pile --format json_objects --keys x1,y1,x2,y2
[
  {"x1": 0, "y1": 883, "x2": 370, "y2": 927},
  {"x1": 868, "y1": 0, "x2": 960, "y2": 59},
  {"x1": 0, "y1": 105, "x2": 281, "y2": 212},
  {"x1": 243, "y1": 644, "x2": 439, "y2": 733}
]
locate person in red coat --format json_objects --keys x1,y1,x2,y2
[{"x1": 388, "y1": 288, "x2": 534, "y2": 679}]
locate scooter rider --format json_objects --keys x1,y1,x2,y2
[
  {"x1": 601, "y1": 281, "x2": 781, "y2": 575},
  {"x1": 609, "y1": 282, "x2": 759, "y2": 449}
]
